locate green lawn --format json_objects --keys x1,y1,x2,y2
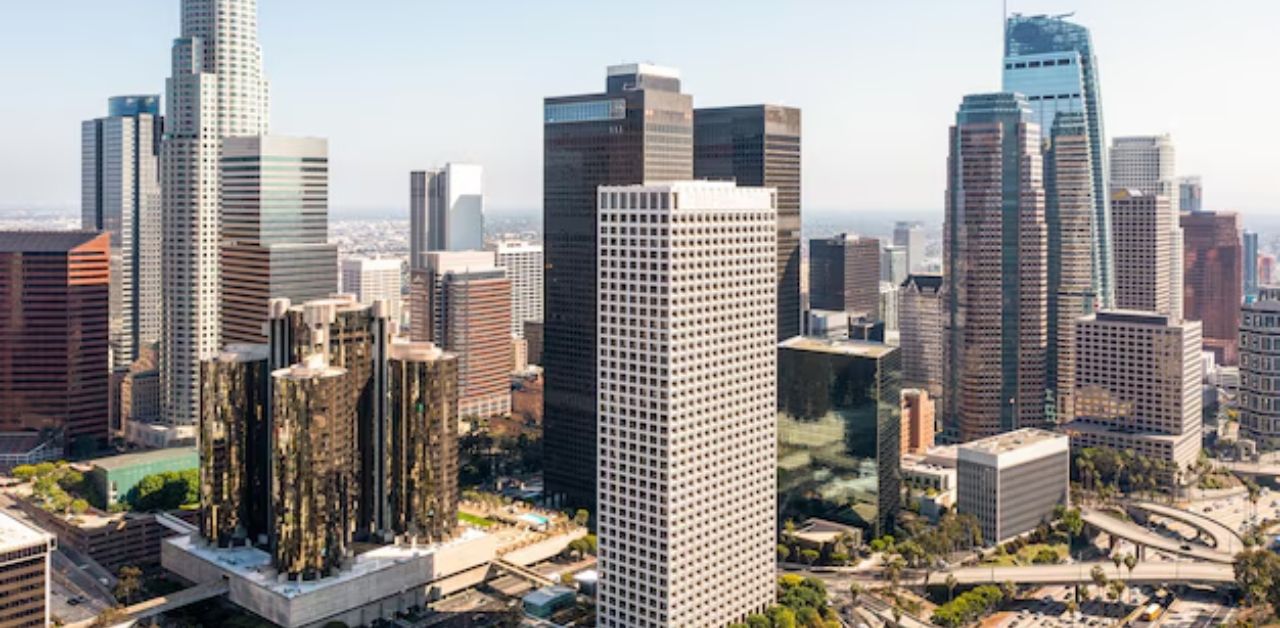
[
  {"x1": 459, "y1": 512, "x2": 495, "y2": 528},
  {"x1": 982, "y1": 543, "x2": 1068, "y2": 567}
]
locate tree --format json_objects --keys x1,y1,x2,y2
[
  {"x1": 11, "y1": 465, "x2": 37, "y2": 481},
  {"x1": 114, "y1": 566, "x2": 142, "y2": 605},
  {"x1": 766, "y1": 605, "x2": 797, "y2": 628},
  {"x1": 91, "y1": 608, "x2": 128, "y2": 628},
  {"x1": 1090, "y1": 565, "x2": 1108, "y2": 595},
  {"x1": 849, "y1": 582, "x2": 862, "y2": 603},
  {"x1": 1061, "y1": 508, "x2": 1084, "y2": 558},
  {"x1": 1000, "y1": 580, "x2": 1017, "y2": 602},
  {"x1": 945, "y1": 574, "x2": 958, "y2": 602},
  {"x1": 800, "y1": 549, "x2": 820, "y2": 566},
  {"x1": 1111, "y1": 553, "x2": 1123, "y2": 574},
  {"x1": 572, "y1": 508, "x2": 590, "y2": 527},
  {"x1": 778, "y1": 544, "x2": 791, "y2": 562},
  {"x1": 1124, "y1": 553, "x2": 1137, "y2": 579},
  {"x1": 70, "y1": 499, "x2": 89, "y2": 515},
  {"x1": 1234, "y1": 549, "x2": 1280, "y2": 614},
  {"x1": 885, "y1": 555, "x2": 906, "y2": 591}
]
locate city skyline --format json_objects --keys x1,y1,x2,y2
[{"x1": 3, "y1": 1, "x2": 1280, "y2": 216}]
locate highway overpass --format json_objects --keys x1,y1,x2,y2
[
  {"x1": 1130, "y1": 502, "x2": 1244, "y2": 555},
  {"x1": 943, "y1": 561, "x2": 1234, "y2": 586},
  {"x1": 1081, "y1": 509, "x2": 1234, "y2": 564}
]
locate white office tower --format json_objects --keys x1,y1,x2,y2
[
  {"x1": 161, "y1": 0, "x2": 269, "y2": 425},
  {"x1": 494, "y1": 241, "x2": 544, "y2": 337},
  {"x1": 409, "y1": 163, "x2": 485, "y2": 268},
  {"x1": 596, "y1": 182, "x2": 777, "y2": 627},
  {"x1": 342, "y1": 257, "x2": 404, "y2": 322},
  {"x1": 1110, "y1": 135, "x2": 1183, "y2": 321},
  {"x1": 893, "y1": 221, "x2": 926, "y2": 273},
  {"x1": 83, "y1": 95, "x2": 163, "y2": 370}
]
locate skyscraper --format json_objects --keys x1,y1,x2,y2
[
  {"x1": 1112, "y1": 189, "x2": 1173, "y2": 315},
  {"x1": 200, "y1": 344, "x2": 271, "y2": 546},
  {"x1": 341, "y1": 257, "x2": 404, "y2": 322},
  {"x1": 596, "y1": 182, "x2": 776, "y2": 627},
  {"x1": 899, "y1": 274, "x2": 944, "y2": 399},
  {"x1": 893, "y1": 221, "x2": 926, "y2": 273},
  {"x1": 1110, "y1": 135, "x2": 1183, "y2": 318},
  {"x1": 1182, "y1": 211, "x2": 1244, "y2": 364},
  {"x1": 1068, "y1": 311, "x2": 1203, "y2": 478},
  {"x1": 83, "y1": 95, "x2": 163, "y2": 370},
  {"x1": 162, "y1": 0, "x2": 270, "y2": 425},
  {"x1": 881, "y1": 245, "x2": 908, "y2": 286},
  {"x1": 494, "y1": 241, "x2": 544, "y2": 338},
  {"x1": 1179, "y1": 176, "x2": 1203, "y2": 213},
  {"x1": 221, "y1": 136, "x2": 337, "y2": 344},
  {"x1": 408, "y1": 163, "x2": 485, "y2": 267},
  {"x1": 1245, "y1": 231, "x2": 1260, "y2": 298},
  {"x1": 385, "y1": 341, "x2": 459, "y2": 541},
  {"x1": 542, "y1": 63, "x2": 693, "y2": 509},
  {"x1": 1004, "y1": 13, "x2": 1112, "y2": 308},
  {"x1": 0, "y1": 232, "x2": 110, "y2": 453},
  {"x1": 1043, "y1": 112, "x2": 1098, "y2": 423},
  {"x1": 943, "y1": 93, "x2": 1048, "y2": 441},
  {"x1": 693, "y1": 105, "x2": 802, "y2": 340},
  {"x1": 808, "y1": 234, "x2": 881, "y2": 317},
  {"x1": 1241, "y1": 288, "x2": 1280, "y2": 449}
]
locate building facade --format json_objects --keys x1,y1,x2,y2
[
  {"x1": 1110, "y1": 135, "x2": 1184, "y2": 319},
  {"x1": 894, "y1": 221, "x2": 926, "y2": 274},
  {"x1": 943, "y1": 93, "x2": 1048, "y2": 441},
  {"x1": 956, "y1": 429, "x2": 1069, "y2": 544},
  {"x1": 1245, "y1": 231, "x2": 1260, "y2": 299},
  {"x1": 899, "y1": 274, "x2": 944, "y2": 399},
  {"x1": 0, "y1": 232, "x2": 110, "y2": 452},
  {"x1": 596, "y1": 182, "x2": 776, "y2": 627},
  {"x1": 543, "y1": 63, "x2": 694, "y2": 510},
  {"x1": 409, "y1": 164, "x2": 484, "y2": 266},
  {"x1": 0, "y1": 511, "x2": 55, "y2": 628},
  {"x1": 1241, "y1": 288, "x2": 1280, "y2": 449},
  {"x1": 809, "y1": 234, "x2": 881, "y2": 317},
  {"x1": 384, "y1": 342, "x2": 459, "y2": 541},
  {"x1": 494, "y1": 241, "x2": 544, "y2": 338},
  {"x1": 83, "y1": 95, "x2": 163, "y2": 370},
  {"x1": 200, "y1": 344, "x2": 271, "y2": 547},
  {"x1": 1179, "y1": 176, "x2": 1203, "y2": 213},
  {"x1": 693, "y1": 104, "x2": 802, "y2": 340},
  {"x1": 901, "y1": 389, "x2": 936, "y2": 456},
  {"x1": 1182, "y1": 211, "x2": 1244, "y2": 364},
  {"x1": 162, "y1": 0, "x2": 270, "y2": 425},
  {"x1": 341, "y1": 257, "x2": 404, "y2": 323},
  {"x1": 221, "y1": 136, "x2": 337, "y2": 344}
]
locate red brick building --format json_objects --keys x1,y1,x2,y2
[{"x1": 1181, "y1": 212, "x2": 1243, "y2": 364}]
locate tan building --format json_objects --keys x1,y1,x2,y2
[
  {"x1": 1112, "y1": 189, "x2": 1174, "y2": 316},
  {"x1": 0, "y1": 510, "x2": 54, "y2": 628},
  {"x1": 899, "y1": 275, "x2": 943, "y2": 398},
  {"x1": 900, "y1": 389, "x2": 936, "y2": 456},
  {"x1": 1066, "y1": 310, "x2": 1203, "y2": 480}
]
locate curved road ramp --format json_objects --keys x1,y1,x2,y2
[{"x1": 1080, "y1": 508, "x2": 1235, "y2": 564}]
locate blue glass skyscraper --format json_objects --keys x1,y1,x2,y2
[{"x1": 1003, "y1": 13, "x2": 1113, "y2": 309}]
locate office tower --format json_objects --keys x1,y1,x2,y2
[
  {"x1": 0, "y1": 511, "x2": 54, "y2": 628},
  {"x1": 694, "y1": 105, "x2": 802, "y2": 340},
  {"x1": 1044, "y1": 112, "x2": 1098, "y2": 423},
  {"x1": 1067, "y1": 311, "x2": 1203, "y2": 478},
  {"x1": 807, "y1": 310, "x2": 851, "y2": 340},
  {"x1": 1004, "y1": 13, "x2": 1112, "y2": 308},
  {"x1": 341, "y1": 257, "x2": 404, "y2": 322},
  {"x1": 1262, "y1": 255, "x2": 1277, "y2": 287},
  {"x1": 523, "y1": 321, "x2": 543, "y2": 366},
  {"x1": 1179, "y1": 176, "x2": 1203, "y2": 213},
  {"x1": 899, "y1": 274, "x2": 944, "y2": 399},
  {"x1": 221, "y1": 136, "x2": 337, "y2": 344},
  {"x1": 597, "y1": 182, "x2": 775, "y2": 627},
  {"x1": 83, "y1": 95, "x2": 163, "y2": 370},
  {"x1": 494, "y1": 241, "x2": 544, "y2": 337},
  {"x1": 411, "y1": 252, "x2": 512, "y2": 420},
  {"x1": 409, "y1": 164, "x2": 485, "y2": 266},
  {"x1": 901, "y1": 389, "x2": 936, "y2": 456},
  {"x1": 809, "y1": 234, "x2": 881, "y2": 317},
  {"x1": 1245, "y1": 231, "x2": 1260, "y2": 298},
  {"x1": 272, "y1": 355, "x2": 357, "y2": 580},
  {"x1": 199, "y1": 344, "x2": 270, "y2": 547},
  {"x1": 1112, "y1": 190, "x2": 1173, "y2": 315},
  {"x1": 894, "y1": 221, "x2": 927, "y2": 274},
  {"x1": 943, "y1": 93, "x2": 1048, "y2": 441},
  {"x1": 778, "y1": 336, "x2": 901, "y2": 536},
  {"x1": 1110, "y1": 135, "x2": 1184, "y2": 318},
  {"x1": 881, "y1": 245, "x2": 908, "y2": 286},
  {"x1": 543, "y1": 63, "x2": 693, "y2": 510},
  {"x1": 162, "y1": 0, "x2": 270, "y2": 425},
  {"x1": 0, "y1": 232, "x2": 110, "y2": 452},
  {"x1": 1182, "y1": 211, "x2": 1244, "y2": 364},
  {"x1": 957, "y1": 428, "x2": 1069, "y2": 544},
  {"x1": 385, "y1": 341, "x2": 459, "y2": 540},
  {"x1": 1241, "y1": 288, "x2": 1280, "y2": 449},
  {"x1": 879, "y1": 282, "x2": 900, "y2": 332}
]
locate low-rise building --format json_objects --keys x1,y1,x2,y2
[
  {"x1": 900, "y1": 389, "x2": 936, "y2": 456},
  {"x1": 86, "y1": 447, "x2": 199, "y2": 509},
  {"x1": 956, "y1": 428, "x2": 1069, "y2": 545},
  {"x1": 0, "y1": 510, "x2": 55, "y2": 628}
]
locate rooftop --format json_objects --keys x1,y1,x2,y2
[
  {"x1": 959, "y1": 428, "x2": 1065, "y2": 456},
  {"x1": 91, "y1": 446, "x2": 198, "y2": 472},
  {"x1": 0, "y1": 432, "x2": 57, "y2": 456},
  {"x1": 606, "y1": 63, "x2": 679, "y2": 79},
  {"x1": 779, "y1": 335, "x2": 897, "y2": 359},
  {"x1": 0, "y1": 230, "x2": 104, "y2": 252},
  {"x1": 0, "y1": 510, "x2": 53, "y2": 553}
]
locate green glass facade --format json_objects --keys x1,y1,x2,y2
[
  {"x1": 385, "y1": 345, "x2": 459, "y2": 541},
  {"x1": 198, "y1": 346, "x2": 270, "y2": 546}
]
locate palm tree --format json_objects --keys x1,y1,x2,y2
[
  {"x1": 1090, "y1": 565, "x2": 1108, "y2": 597},
  {"x1": 1111, "y1": 553, "x2": 1123, "y2": 579},
  {"x1": 945, "y1": 574, "x2": 958, "y2": 602},
  {"x1": 849, "y1": 582, "x2": 862, "y2": 604},
  {"x1": 885, "y1": 556, "x2": 906, "y2": 591}
]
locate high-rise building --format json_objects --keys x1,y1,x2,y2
[
  {"x1": 894, "y1": 221, "x2": 927, "y2": 274},
  {"x1": 778, "y1": 336, "x2": 901, "y2": 536},
  {"x1": 83, "y1": 95, "x2": 163, "y2": 370},
  {"x1": 1044, "y1": 112, "x2": 1098, "y2": 424},
  {"x1": 809, "y1": 234, "x2": 881, "y2": 317},
  {"x1": 1262, "y1": 255, "x2": 1277, "y2": 287},
  {"x1": 957, "y1": 429, "x2": 1069, "y2": 545},
  {"x1": 899, "y1": 274, "x2": 944, "y2": 399},
  {"x1": 1110, "y1": 135, "x2": 1184, "y2": 318},
  {"x1": 411, "y1": 252, "x2": 512, "y2": 420},
  {"x1": 0, "y1": 510, "x2": 55, "y2": 628},
  {"x1": 1067, "y1": 311, "x2": 1203, "y2": 478},
  {"x1": 943, "y1": 93, "x2": 1048, "y2": 441},
  {"x1": 1179, "y1": 176, "x2": 1203, "y2": 213},
  {"x1": 542, "y1": 63, "x2": 693, "y2": 510},
  {"x1": 1240, "y1": 288, "x2": 1280, "y2": 449},
  {"x1": 694, "y1": 105, "x2": 802, "y2": 340},
  {"x1": 221, "y1": 136, "x2": 337, "y2": 344},
  {"x1": 200, "y1": 344, "x2": 271, "y2": 547},
  {"x1": 384, "y1": 341, "x2": 459, "y2": 541},
  {"x1": 341, "y1": 257, "x2": 404, "y2": 322},
  {"x1": 1112, "y1": 189, "x2": 1173, "y2": 315},
  {"x1": 0, "y1": 232, "x2": 110, "y2": 452},
  {"x1": 881, "y1": 245, "x2": 908, "y2": 286},
  {"x1": 409, "y1": 164, "x2": 484, "y2": 267},
  {"x1": 494, "y1": 241, "x2": 544, "y2": 338},
  {"x1": 1004, "y1": 13, "x2": 1112, "y2": 307},
  {"x1": 1245, "y1": 231, "x2": 1260, "y2": 298},
  {"x1": 901, "y1": 389, "x2": 936, "y2": 457},
  {"x1": 162, "y1": 0, "x2": 270, "y2": 425},
  {"x1": 1182, "y1": 211, "x2": 1244, "y2": 365},
  {"x1": 597, "y1": 182, "x2": 776, "y2": 627}
]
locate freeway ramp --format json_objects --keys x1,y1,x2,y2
[
  {"x1": 944, "y1": 561, "x2": 1233, "y2": 586},
  {"x1": 1081, "y1": 509, "x2": 1234, "y2": 564}
]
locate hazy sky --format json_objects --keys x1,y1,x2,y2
[{"x1": 2, "y1": 0, "x2": 1277, "y2": 216}]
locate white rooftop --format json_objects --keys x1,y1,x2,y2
[
  {"x1": 607, "y1": 63, "x2": 680, "y2": 79},
  {"x1": 0, "y1": 510, "x2": 53, "y2": 553}
]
